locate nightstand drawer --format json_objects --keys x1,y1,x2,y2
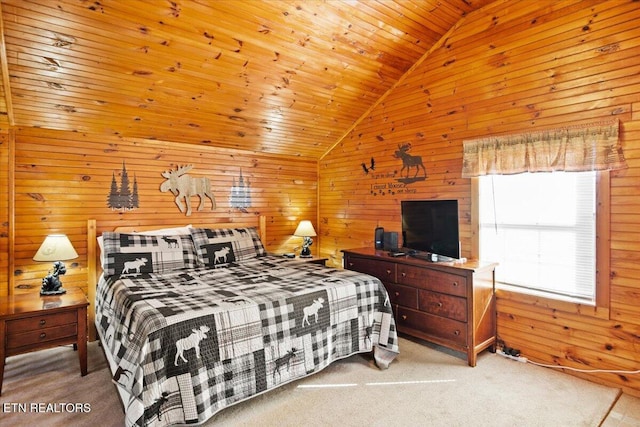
[
  {"x1": 6, "y1": 311, "x2": 77, "y2": 333},
  {"x1": 7, "y1": 324, "x2": 78, "y2": 350}
]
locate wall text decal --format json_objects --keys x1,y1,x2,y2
[{"x1": 361, "y1": 142, "x2": 427, "y2": 196}]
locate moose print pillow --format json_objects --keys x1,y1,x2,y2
[
  {"x1": 101, "y1": 232, "x2": 198, "y2": 276},
  {"x1": 189, "y1": 227, "x2": 266, "y2": 268}
]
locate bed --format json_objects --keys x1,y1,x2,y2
[{"x1": 87, "y1": 217, "x2": 399, "y2": 427}]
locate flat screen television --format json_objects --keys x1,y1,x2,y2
[{"x1": 401, "y1": 199, "x2": 460, "y2": 259}]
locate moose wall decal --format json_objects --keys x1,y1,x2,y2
[
  {"x1": 160, "y1": 164, "x2": 216, "y2": 216},
  {"x1": 394, "y1": 143, "x2": 427, "y2": 181}
]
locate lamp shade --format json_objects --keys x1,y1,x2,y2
[
  {"x1": 33, "y1": 234, "x2": 79, "y2": 262},
  {"x1": 294, "y1": 220, "x2": 317, "y2": 237}
]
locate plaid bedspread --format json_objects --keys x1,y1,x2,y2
[{"x1": 95, "y1": 255, "x2": 399, "y2": 427}]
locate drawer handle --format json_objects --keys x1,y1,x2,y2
[
  {"x1": 395, "y1": 291, "x2": 400, "y2": 297},
  {"x1": 39, "y1": 319, "x2": 47, "y2": 326},
  {"x1": 437, "y1": 302, "x2": 443, "y2": 308},
  {"x1": 386, "y1": 269, "x2": 392, "y2": 276},
  {"x1": 401, "y1": 315, "x2": 407, "y2": 320},
  {"x1": 39, "y1": 332, "x2": 47, "y2": 339},
  {"x1": 348, "y1": 262, "x2": 354, "y2": 267},
  {"x1": 453, "y1": 330, "x2": 460, "y2": 336},
  {"x1": 401, "y1": 272, "x2": 406, "y2": 277},
  {"x1": 452, "y1": 282, "x2": 458, "y2": 287}
]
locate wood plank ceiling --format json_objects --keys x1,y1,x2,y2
[{"x1": 0, "y1": 0, "x2": 494, "y2": 159}]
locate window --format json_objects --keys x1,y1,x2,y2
[{"x1": 479, "y1": 171, "x2": 597, "y2": 303}]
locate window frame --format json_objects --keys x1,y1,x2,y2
[{"x1": 471, "y1": 172, "x2": 610, "y2": 319}]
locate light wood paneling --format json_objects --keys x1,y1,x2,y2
[
  {"x1": 0, "y1": 132, "x2": 9, "y2": 295},
  {"x1": 320, "y1": 0, "x2": 640, "y2": 396},
  {"x1": 11, "y1": 127, "x2": 317, "y2": 295},
  {"x1": 0, "y1": 0, "x2": 492, "y2": 159},
  {"x1": 1, "y1": 0, "x2": 640, "y2": 399}
]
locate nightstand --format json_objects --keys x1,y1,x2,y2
[
  {"x1": 0, "y1": 287, "x2": 89, "y2": 395},
  {"x1": 299, "y1": 257, "x2": 329, "y2": 266}
]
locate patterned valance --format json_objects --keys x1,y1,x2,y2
[{"x1": 461, "y1": 120, "x2": 626, "y2": 177}]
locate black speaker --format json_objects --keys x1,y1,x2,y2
[
  {"x1": 383, "y1": 232, "x2": 398, "y2": 251},
  {"x1": 374, "y1": 227, "x2": 384, "y2": 249}
]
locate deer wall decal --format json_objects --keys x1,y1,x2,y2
[{"x1": 160, "y1": 165, "x2": 216, "y2": 216}]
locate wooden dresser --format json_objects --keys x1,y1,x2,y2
[{"x1": 343, "y1": 247, "x2": 497, "y2": 366}]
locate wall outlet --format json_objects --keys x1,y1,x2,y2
[{"x1": 497, "y1": 349, "x2": 528, "y2": 363}]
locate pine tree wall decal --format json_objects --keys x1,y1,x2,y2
[
  {"x1": 131, "y1": 173, "x2": 139, "y2": 209},
  {"x1": 106, "y1": 161, "x2": 139, "y2": 211},
  {"x1": 119, "y1": 161, "x2": 131, "y2": 206},
  {"x1": 230, "y1": 169, "x2": 251, "y2": 211},
  {"x1": 107, "y1": 172, "x2": 120, "y2": 210}
]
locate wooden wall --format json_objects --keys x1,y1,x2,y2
[
  {"x1": 0, "y1": 132, "x2": 9, "y2": 294},
  {"x1": 320, "y1": 0, "x2": 640, "y2": 395},
  {"x1": 2, "y1": 0, "x2": 639, "y2": 398},
  {"x1": 7, "y1": 127, "x2": 317, "y2": 296}
]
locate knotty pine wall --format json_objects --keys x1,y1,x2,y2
[
  {"x1": 5, "y1": 127, "x2": 317, "y2": 297},
  {"x1": 320, "y1": 0, "x2": 640, "y2": 395},
  {"x1": 0, "y1": 133, "x2": 9, "y2": 294}
]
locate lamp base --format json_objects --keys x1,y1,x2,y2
[
  {"x1": 40, "y1": 288, "x2": 67, "y2": 296},
  {"x1": 40, "y1": 265, "x2": 67, "y2": 296},
  {"x1": 300, "y1": 246, "x2": 312, "y2": 258}
]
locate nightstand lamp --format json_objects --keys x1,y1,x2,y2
[
  {"x1": 33, "y1": 234, "x2": 78, "y2": 296},
  {"x1": 294, "y1": 220, "x2": 317, "y2": 258}
]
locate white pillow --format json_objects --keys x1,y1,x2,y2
[{"x1": 135, "y1": 225, "x2": 193, "y2": 236}]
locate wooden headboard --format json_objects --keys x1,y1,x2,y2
[{"x1": 86, "y1": 215, "x2": 266, "y2": 341}]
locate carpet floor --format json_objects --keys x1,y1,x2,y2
[{"x1": 0, "y1": 336, "x2": 621, "y2": 426}]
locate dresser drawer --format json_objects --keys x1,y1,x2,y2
[
  {"x1": 396, "y1": 306, "x2": 467, "y2": 347},
  {"x1": 385, "y1": 282, "x2": 418, "y2": 309},
  {"x1": 397, "y1": 264, "x2": 467, "y2": 297},
  {"x1": 418, "y1": 290, "x2": 467, "y2": 322},
  {"x1": 345, "y1": 255, "x2": 396, "y2": 283},
  {"x1": 396, "y1": 264, "x2": 429, "y2": 287},
  {"x1": 7, "y1": 324, "x2": 78, "y2": 350},
  {"x1": 6, "y1": 311, "x2": 77, "y2": 334},
  {"x1": 426, "y1": 270, "x2": 467, "y2": 297}
]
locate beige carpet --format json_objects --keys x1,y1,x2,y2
[{"x1": 1, "y1": 337, "x2": 619, "y2": 426}]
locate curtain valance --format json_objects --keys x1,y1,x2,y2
[{"x1": 461, "y1": 120, "x2": 626, "y2": 177}]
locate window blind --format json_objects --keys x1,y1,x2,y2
[{"x1": 479, "y1": 171, "x2": 596, "y2": 301}]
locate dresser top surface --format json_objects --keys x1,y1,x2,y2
[{"x1": 342, "y1": 247, "x2": 498, "y2": 273}]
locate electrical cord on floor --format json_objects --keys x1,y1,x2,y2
[
  {"x1": 525, "y1": 359, "x2": 640, "y2": 374},
  {"x1": 496, "y1": 340, "x2": 640, "y2": 374}
]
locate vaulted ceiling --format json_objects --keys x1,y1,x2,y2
[{"x1": 0, "y1": 0, "x2": 494, "y2": 158}]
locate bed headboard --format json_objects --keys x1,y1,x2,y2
[{"x1": 86, "y1": 215, "x2": 266, "y2": 341}]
